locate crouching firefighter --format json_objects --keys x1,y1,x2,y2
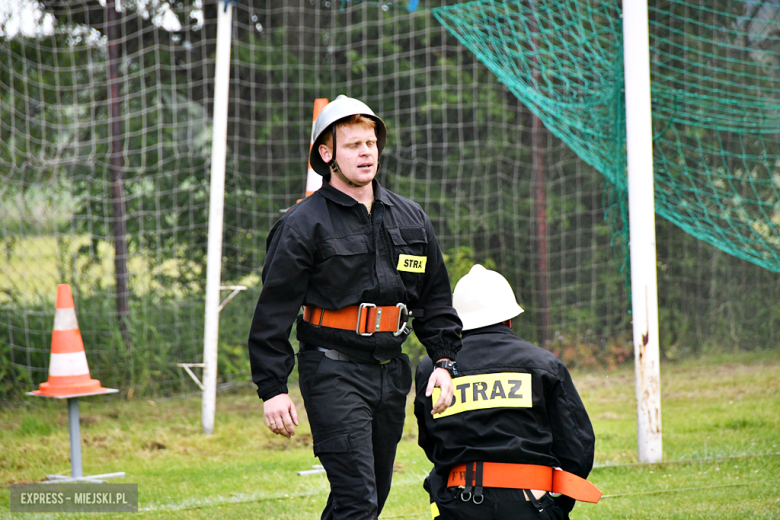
[
  {"x1": 414, "y1": 265, "x2": 600, "y2": 520},
  {"x1": 248, "y1": 95, "x2": 462, "y2": 520}
]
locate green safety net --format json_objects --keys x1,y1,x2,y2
[{"x1": 433, "y1": 0, "x2": 780, "y2": 273}]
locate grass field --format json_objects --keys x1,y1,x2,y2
[{"x1": 1, "y1": 350, "x2": 779, "y2": 519}]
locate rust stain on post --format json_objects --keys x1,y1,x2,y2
[{"x1": 642, "y1": 287, "x2": 650, "y2": 347}]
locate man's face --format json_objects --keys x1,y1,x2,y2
[{"x1": 324, "y1": 124, "x2": 379, "y2": 188}]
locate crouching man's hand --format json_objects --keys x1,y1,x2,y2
[{"x1": 427, "y1": 361, "x2": 454, "y2": 415}]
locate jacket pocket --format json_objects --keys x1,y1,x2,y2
[
  {"x1": 313, "y1": 431, "x2": 350, "y2": 456},
  {"x1": 318, "y1": 234, "x2": 368, "y2": 259},
  {"x1": 388, "y1": 227, "x2": 428, "y2": 289},
  {"x1": 314, "y1": 235, "x2": 370, "y2": 294}
]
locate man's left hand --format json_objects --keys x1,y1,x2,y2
[{"x1": 426, "y1": 365, "x2": 454, "y2": 415}]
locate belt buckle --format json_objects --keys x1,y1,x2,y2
[
  {"x1": 394, "y1": 303, "x2": 411, "y2": 337},
  {"x1": 356, "y1": 303, "x2": 376, "y2": 336}
]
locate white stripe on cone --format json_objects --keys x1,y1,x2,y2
[
  {"x1": 54, "y1": 307, "x2": 79, "y2": 331},
  {"x1": 49, "y1": 351, "x2": 90, "y2": 376},
  {"x1": 306, "y1": 168, "x2": 322, "y2": 193}
]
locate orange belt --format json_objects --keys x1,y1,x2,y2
[
  {"x1": 448, "y1": 462, "x2": 602, "y2": 504},
  {"x1": 303, "y1": 303, "x2": 410, "y2": 336}
]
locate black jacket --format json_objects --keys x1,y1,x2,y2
[
  {"x1": 414, "y1": 323, "x2": 594, "y2": 514},
  {"x1": 249, "y1": 180, "x2": 462, "y2": 401}
]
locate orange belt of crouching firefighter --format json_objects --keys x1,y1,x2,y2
[{"x1": 447, "y1": 462, "x2": 602, "y2": 503}]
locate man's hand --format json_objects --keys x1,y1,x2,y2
[
  {"x1": 426, "y1": 364, "x2": 454, "y2": 415},
  {"x1": 264, "y1": 393, "x2": 299, "y2": 438}
]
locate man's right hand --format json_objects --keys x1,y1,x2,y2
[{"x1": 264, "y1": 393, "x2": 299, "y2": 438}]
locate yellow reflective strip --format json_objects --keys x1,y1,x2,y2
[
  {"x1": 432, "y1": 372, "x2": 532, "y2": 418},
  {"x1": 397, "y1": 254, "x2": 427, "y2": 273},
  {"x1": 430, "y1": 501, "x2": 440, "y2": 519}
]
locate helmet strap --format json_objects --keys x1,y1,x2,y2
[
  {"x1": 330, "y1": 125, "x2": 337, "y2": 164},
  {"x1": 332, "y1": 164, "x2": 361, "y2": 188},
  {"x1": 328, "y1": 124, "x2": 360, "y2": 188}
]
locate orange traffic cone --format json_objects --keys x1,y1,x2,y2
[
  {"x1": 33, "y1": 284, "x2": 111, "y2": 397},
  {"x1": 304, "y1": 98, "x2": 329, "y2": 198}
]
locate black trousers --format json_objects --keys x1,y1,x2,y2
[
  {"x1": 426, "y1": 470, "x2": 567, "y2": 520},
  {"x1": 298, "y1": 348, "x2": 412, "y2": 520}
]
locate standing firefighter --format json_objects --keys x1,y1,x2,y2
[
  {"x1": 415, "y1": 265, "x2": 600, "y2": 520},
  {"x1": 248, "y1": 95, "x2": 462, "y2": 520}
]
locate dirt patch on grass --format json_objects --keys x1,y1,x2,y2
[
  {"x1": 80, "y1": 414, "x2": 101, "y2": 425},
  {"x1": 144, "y1": 439, "x2": 168, "y2": 451},
  {"x1": 264, "y1": 432, "x2": 313, "y2": 451}
]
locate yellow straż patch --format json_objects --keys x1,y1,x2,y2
[
  {"x1": 397, "y1": 254, "x2": 427, "y2": 273},
  {"x1": 431, "y1": 372, "x2": 532, "y2": 418}
]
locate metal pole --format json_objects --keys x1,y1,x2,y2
[
  {"x1": 622, "y1": 0, "x2": 663, "y2": 463},
  {"x1": 67, "y1": 398, "x2": 83, "y2": 478},
  {"x1": 106, "y1": 0, "x2": 130, "y2": 346},
  {"x1": 202, "y1": 0, "x2": 234, "y2": 435}
]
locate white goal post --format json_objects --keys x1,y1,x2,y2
[
  {"x1": 622, "y1": 0, "x2": 663, "y2": 463},
  {"x1": 201, "y1": 0, "x2": 235, "y2": 435}
]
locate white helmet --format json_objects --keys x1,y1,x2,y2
[
  {"x1": 453, "y1": 264, "x2": 524, "y2": 331},
  {"x1": 309, "y1": 95, "x2": 387, "y2": 176}
]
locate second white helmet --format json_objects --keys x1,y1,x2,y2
[{"x1": 453, "y1": 264, "x2": 524, "y2": 331}]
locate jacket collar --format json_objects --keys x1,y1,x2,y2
[
  {"x1": 462, "y1": 322, "x2": 515, "y2": 339},
  {"x1": 318, "y1": 179, "x2": 394, "y2": 207}
]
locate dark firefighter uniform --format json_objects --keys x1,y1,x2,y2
[
  {"x1": 414, "y1": 323, "x2": 595, "y2": 520},
  {"x1": 248, "y1": 178, "x2": 462, "y2": 520}
]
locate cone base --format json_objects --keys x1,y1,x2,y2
[{"x1": 33, "y1": 379, "x2": 109, "y2": 397}]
